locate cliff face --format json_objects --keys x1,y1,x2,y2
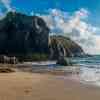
[
  {"x1": 49, "y1": 36, "x2": 84, "y2": 60},
  {"x1": 0, "y1": 12, "x2": 84, "y2": 61},
  {"x1": 0, "y1": 12, "x2": 49, "y2": 56}
]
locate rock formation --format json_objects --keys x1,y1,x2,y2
[
  {"x1": 49, "y1": 35, "x2": 84, "y2": 60},
  {"x1": 0, "y1": 12, "x2": 84, "y2": 64},
  {"x1": 0, "y1": 12, "x2": 49, "y2": 56}
]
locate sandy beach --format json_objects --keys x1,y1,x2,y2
[{"x1": 0, "y1": 71, "x2": 99, "y2": 100}]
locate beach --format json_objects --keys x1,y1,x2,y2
[{"x1": 0, "y1": 70, "x2": 100, "y2": 100}]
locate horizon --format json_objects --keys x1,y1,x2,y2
[{"x1": 0, "y1": 0, "x2": 100, "y2": 55}]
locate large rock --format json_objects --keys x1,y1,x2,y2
[
  {"x1": 0, "y1": 12, "x2": 49, "y2": 56},
  {"x1": 0, "y1": 12, "x2": 85, "y2": 63},
  {"x1": 49, "y1": 35, "x2": 84, "y2": 60},
  {"x1": 57, "y1": 57, "x2": 72, "y2": 66}
]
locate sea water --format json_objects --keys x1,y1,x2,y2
[
  {"x1": 31, "y1": 55, "x2": 100, "y2": 86},
  {"x1": 71, "y1": 55, "x2": 100, "y2": 86}
]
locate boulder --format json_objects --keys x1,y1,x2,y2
[
  {"x1": 49, "y1": 35, "x2": 85, "y2": 60},
  {"x1": 0, "y1": 12, "x2": 49, "y2": 56},
  {"x1": 57, "y1": 57, "x2": 72, "y2": 66}
]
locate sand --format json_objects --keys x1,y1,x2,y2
[{"x1": 0, "y1": 72, "x2": 100, "y2": 100}]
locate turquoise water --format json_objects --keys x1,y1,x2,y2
[
  {"x1": 71, "y1": 55, "x2": 100, "y2": 86},
  {"x1": 71, "y1": 55, "x2": 100, "y2": 66}
]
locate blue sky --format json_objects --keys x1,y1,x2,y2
[
  {"x1": 10, "y1": 0, "x2": 100, "y2": 26},
  {"x1": 0, "y1": 0, "x2": 100, "y2": 54},
  {"x1": 0, "y1": 0, "x2": 100, "y2": 26}
]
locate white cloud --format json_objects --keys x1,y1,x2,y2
[
  {"x1": 40, "y1": 8, "x2": 100, "y2": 54},
  {"x1": 0, "y1": 8, "x2": 6, "y2": 19},
  {"x1": 0, "y1": 0, "x2": 15, "y2": 19},
  {"x1": 0, "y1": 9, "x2": 3, "y2": 16},
  {"x1": 1, "y1": 0, "x2": 12, "y2": 11},
  {"x1": 30, "y1": 11, "x2": 34, "y2": 16}
]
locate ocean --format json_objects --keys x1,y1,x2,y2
[
  {"x1": 71, "y1": 55, "x2": 100, "y2": 86},
  {"x1": 31, "y1": 55, "x2": 100, "y2": 86}
]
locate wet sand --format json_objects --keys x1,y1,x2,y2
[{"x1": 0, "y1": 72, "x2": 100, "y2": 100}]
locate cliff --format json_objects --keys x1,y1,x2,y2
[
  {"x1": 49, "y1": 35, "x2": 84, "y2": 60},
  {"x1": 0, "y1": 12, "x2": 49, "y2": 56},
  {"x1": 0, "y1": 12, "x2": 84, "y2": 62}
]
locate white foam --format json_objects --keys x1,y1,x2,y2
[{"x1": 80, "y1": 67, "x2": 100, "y2": 86}]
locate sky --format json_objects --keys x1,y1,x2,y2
[{"x1": 0, "y1": 0, "x2": 100, "y2": 54}]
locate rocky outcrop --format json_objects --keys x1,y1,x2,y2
[
  {"x1": 49, "y1": 35, "x2": 84, "y2": 60},
  {"x1": 0, "y1": 12, "x2": 49, "y2": 56},
  {"x1": 0, "y1": 12, "x2": 84, "y2": 63},
  {"x1": 0, "y1": 55, "x2": 18, "y2": 64},
  {"x1": 56, "y1": 57, "x2": 72, "y2": 66}
]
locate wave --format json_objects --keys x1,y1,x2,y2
[{"x1": 71, "y1": 55, "x2": 100, "y2": 86}]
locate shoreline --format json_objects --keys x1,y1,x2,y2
[
  {"x1": 0, "y1": 71, "x2": 100, "y2": 100},
  {"x1": 0, "y1": 63, "x2": 100, "y2": 88},
  {"x1": 0, "y1": 62, "x2": 100, "y2": 100}
]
